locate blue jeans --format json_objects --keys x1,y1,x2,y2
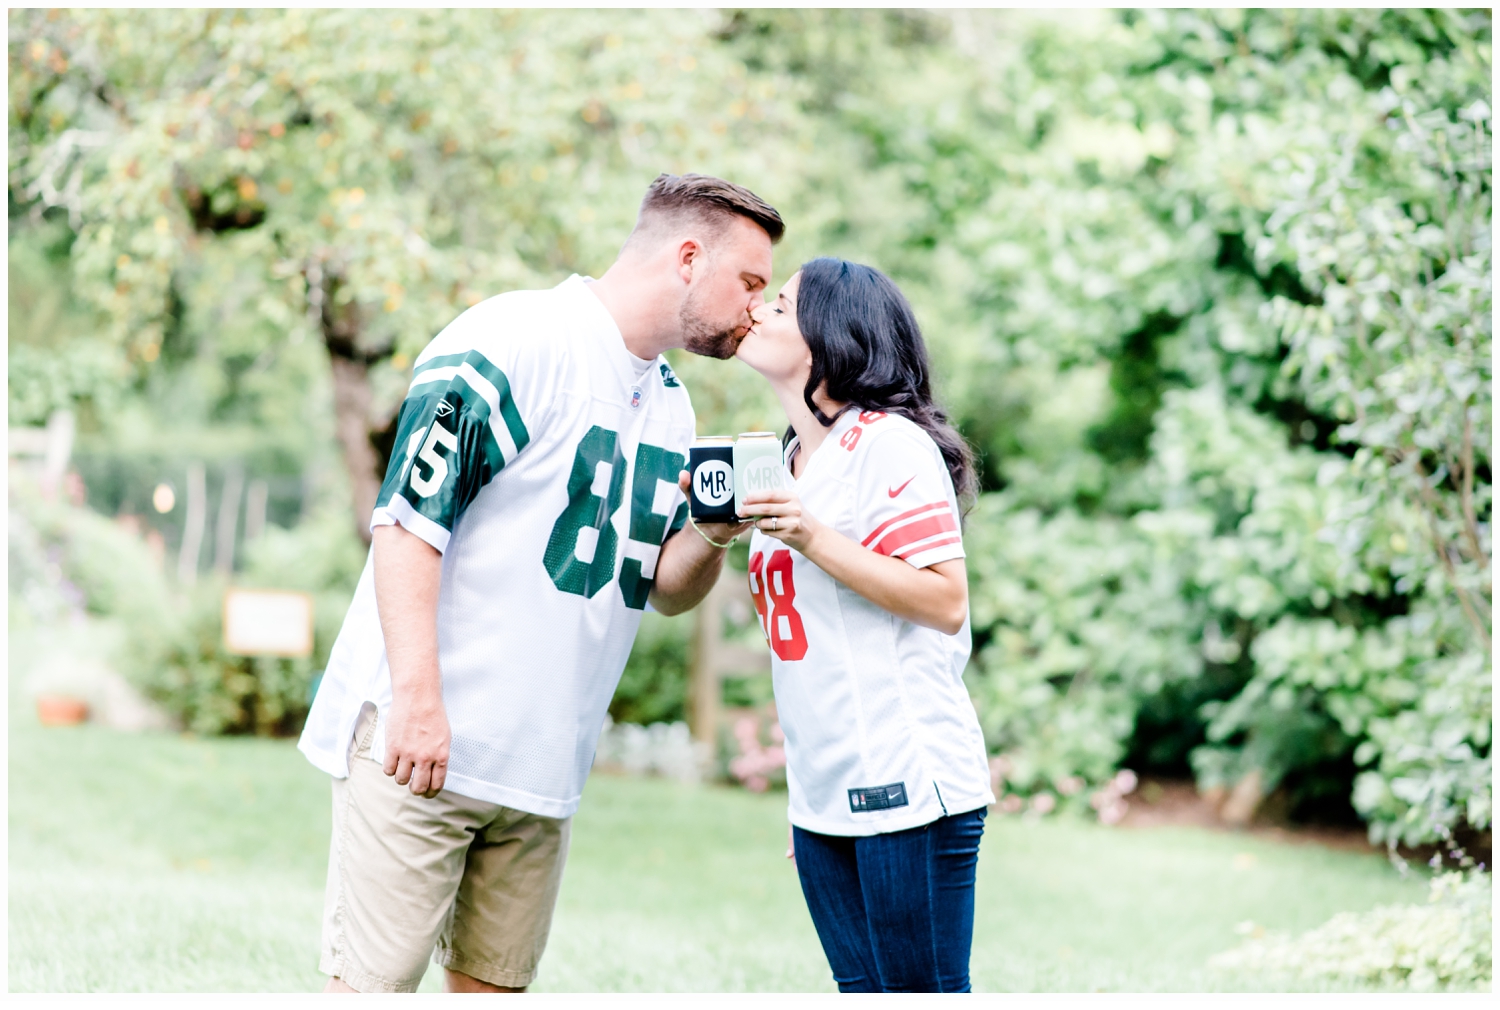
[{"x1": 793, "y1": 808, "x2": 986, "y2": 993}]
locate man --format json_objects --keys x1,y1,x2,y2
[{"x1": 297, "y1": 174, "x2": 779, "y2": 993}]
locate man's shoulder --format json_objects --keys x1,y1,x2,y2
[{"x1": 416, "y1": 285, "x2": 576, "y2": 373}]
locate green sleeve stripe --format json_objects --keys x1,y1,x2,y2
[
  {"x1": 670, "y1": 501, "x2": 689, "y2": 533},
  {"x1": 460, "y1": 351, "x2": 530, "y2": 453},
  {"x1": 413, "y1": 349, "x2": 530, "y2": 453},
  {"x1": 377, "y1": 383, "x2": 503, "y2": 532},
  {"x1": 410, "y1": 354, "x2": 528, "y2": 462},
  {"x1": 412, "y1": 351, "x2": 473, "y2": 375},
  {"x1": 408, "y1": 372, "x2": 507, "y2": 476}
]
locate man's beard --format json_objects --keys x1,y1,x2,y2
[{"x1": 678, "y1": 292, "x2": 743, "y2": 360}]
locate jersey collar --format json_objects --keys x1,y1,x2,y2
[{"x1": 787, "y1": 408, "x2": 861, "y2": 483}]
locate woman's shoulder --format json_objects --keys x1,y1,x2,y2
[
  {"x1": 834, "y1": 410, "x2": 949, "y2": 497},
  {"x1": 846, "y1": 409, "x2": 941, "y2": 457}
]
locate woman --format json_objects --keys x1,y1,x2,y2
[{"x1": 733, "y1": 258, "x2": 993, "y2": 992}]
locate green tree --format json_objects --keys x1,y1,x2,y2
[{"x1": 8, "y1": 8, "x2": 825, "y2": 539}]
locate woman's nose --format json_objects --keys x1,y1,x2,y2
[{"x1": 749, "y1": 301, "x2": 767, "y2": 323}]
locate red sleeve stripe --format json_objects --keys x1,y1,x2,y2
[
  {"x1": 871, "y1": 511, "x2": 959, "y2": 557},
  {"x1": 894, "y1": 534, "x2": 963, "y2": 560},
  {"x1": 861, "y1": 501, "x2": 950, "y2": 548}
]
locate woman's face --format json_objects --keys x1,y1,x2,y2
[{"x1": 738, "y1": 271, "x2": 811, "y2": 384}]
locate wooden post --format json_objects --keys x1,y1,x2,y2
[
  {"x1": 688, "y1": 567, "x2": 770, "y2": 745},
  {"x1": 40, "y1": 409, "x2": 75, "y2": 501},
  {"x1": 244, "y1": 479, "x2": 269, "y2": 544},
  {"x1": 215, "y1": 466, "x2": 244, "y2": 575},
  {"x1": 177, "y1": 463, "x2": 207, "y2": 586}
]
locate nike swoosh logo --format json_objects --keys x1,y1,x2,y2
[{"x1": 888, "y1": 476, "x2": 916, "y2": 498}]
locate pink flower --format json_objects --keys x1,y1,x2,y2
[
  {"x1": 1030, "y1": 793, "x2": 1057, "y2": 815},
  {"x1": 1098, "y1": 800, "x2": 1128, "y2": 826},
  {"x1": 733, "y1": 715, "x2": 760, "y2": 748}
]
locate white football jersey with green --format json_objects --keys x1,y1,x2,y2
[{"x1": 298, "y1": 276, "x2": 695, "y2": 817}]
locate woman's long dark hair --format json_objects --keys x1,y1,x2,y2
[{"x1": 794, "y1": 257, "x2": 977, "y2": 508}]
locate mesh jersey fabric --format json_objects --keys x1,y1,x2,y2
[
  {"x1": 747, "y1": 410, "x2": 995, "y2": 836},
  {"x1": 298, "y1": 275, "x2": 695, "y2": 818}
]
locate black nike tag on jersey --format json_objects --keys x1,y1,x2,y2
[{"x1": 848, "y1": 782, "x2": 908, "y2": 813}]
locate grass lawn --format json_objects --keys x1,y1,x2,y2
[{"x1": 8, "y1": 699, "x2": 1430, "y2": 993}]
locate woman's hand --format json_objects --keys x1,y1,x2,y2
[
  {"x1": 741, "y1": 485, "x2": 969, "y2": 635},
  {"x1": 740, "y1": 487, "x2": 824, "y2": 555}
]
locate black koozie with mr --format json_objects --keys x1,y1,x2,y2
[{"x1": 689, "y1": 438, "x2": 737, "y2": 522}]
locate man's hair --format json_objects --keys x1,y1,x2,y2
[{"x1": 627, "y1": 173, "x2": 784, "y2": 249}]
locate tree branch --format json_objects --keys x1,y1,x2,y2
[
  {"x1": 1457, "y1": 407, "x2": 1486, "y2": 570},
  {"x1": 1403, "y1": 445, "x2": 1492, "y2": 650}
]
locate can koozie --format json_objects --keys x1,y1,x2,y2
[
  {"x1": 733, "y1": 432, "x2": 786, "y2": 517},
  {"x1": 689, "y1": 437, "x2": 737, "y2": 522}
]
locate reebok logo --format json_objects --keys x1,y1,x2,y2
[
  {"x1": 887, "y1": 476, "x2": 915, "y2": 498},
  {"x1": 434, "y1": 400, "x2": 455, "y2": 418}
]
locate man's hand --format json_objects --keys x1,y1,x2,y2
[
  {"x1": 382, "y1": 687, "x2": 451, "y2": 798},
  {"x1": 372, "y1": 523, "x2": 450, "y2": 798},
  {"x1": 647, "y1": 472, "x2": 753, "y2": 615},
  {"x1": 678, "y1": 470, "x2": 752, "y2": 547}
]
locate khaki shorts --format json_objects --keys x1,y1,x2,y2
[{"x1": 319, "y1": 704, "x2": 571, "y2": 992}]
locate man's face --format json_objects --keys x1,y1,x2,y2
[{"x1": 679, "y1": 216, "x2": 775, "y2": 360}]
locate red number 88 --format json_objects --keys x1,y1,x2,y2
[{"x1": 748, "y1": 549, "x2": 809, "y2": 661}]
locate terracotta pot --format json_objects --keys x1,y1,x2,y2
[{"x1": 36, "y1": 695, "x2": 89, "y2": 726}]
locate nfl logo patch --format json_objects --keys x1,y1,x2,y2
[{"x1": 629, "y1": 385, "x2": 643, "y2": 409}]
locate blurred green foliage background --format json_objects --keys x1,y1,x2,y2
[{"x1": 8, "y1": 9, "x2": 1491, "y2": 850}]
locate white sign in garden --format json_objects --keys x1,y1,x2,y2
[{"x1": 223, "y1": 589, "x2": 314, "y2": 658}]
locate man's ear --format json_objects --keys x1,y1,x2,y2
[{"x1": 675, "y1": 238, "x2": 702, "y2": 285}]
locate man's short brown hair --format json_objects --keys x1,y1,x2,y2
[{"x1": 629, "y1": 173, "x2": 784, "y2": 247}]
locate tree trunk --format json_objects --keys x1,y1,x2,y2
[
  {"x1": 309, "y1": 257, "x2": 398, "y2": 546},
  {"x1": 328, "y1": 355, "x2": 383, "y2": 545}
]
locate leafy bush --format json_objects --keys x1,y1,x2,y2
[
  {"x1": 126, "y1": 505, "x2": 363, "y2": 735},
  {"x1": 10, "y1": 474, "x2": 363, "y2": 736},
  {"x1": 1210, "y1": 870, "x2": 1492, "y2": 991},
  {"x1": 609, "y1": 611, "x2": 691, "y2": 726},
  {"x1": 9, "y1": 474, "x2": 173, "y2": 626},
  {"x1": 119, "y1": 580, "x2": 320, "y2": 736},
  {"x1": 950, "y1": 10, "x2": 1491, "y2": 846},
  {"x1": 964, "y1": 498, "x2": 1202, "y2": 796}
]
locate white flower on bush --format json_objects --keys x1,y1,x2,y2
[{"x1": 594, "y1": 717, "x2": 707, "y2": 782}]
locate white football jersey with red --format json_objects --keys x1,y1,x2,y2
[{"x1": 747, "y1": 409, "x2": 994, "y2": 836}]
